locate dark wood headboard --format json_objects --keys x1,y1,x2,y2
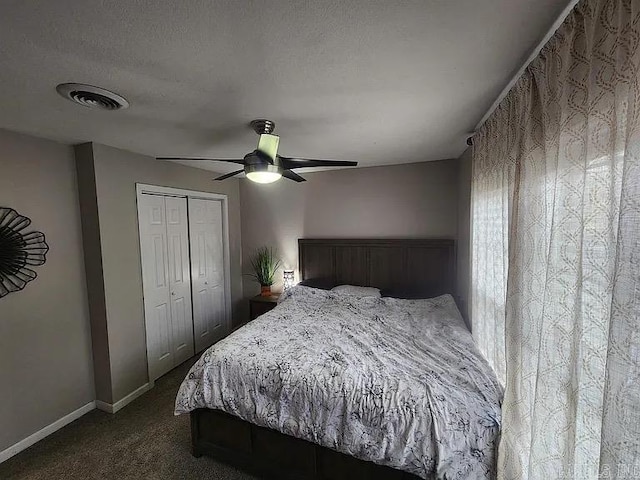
[{"x1": 298, "y1": 238, "x2": 455, "y2": 298}]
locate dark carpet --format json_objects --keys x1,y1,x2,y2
[{"x1": 0, "y1": 358, "x2": 258, "y2": 480}]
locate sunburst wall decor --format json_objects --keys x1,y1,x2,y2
[{"x1": 0, "y1": 207, "x2": 49, "y2": 298}]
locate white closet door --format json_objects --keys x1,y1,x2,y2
[
  {"x1": 165, "y1": 196, "x2": 195, "y2": 366},
  {"x1": 138, "y1": 194, "x2": 174, "y2": 381},
  {"x1": 189, "y1": 198, "x2": 227, "y2": 352}
]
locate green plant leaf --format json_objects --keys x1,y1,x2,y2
[{"x1": 246, "y1": 246, "x2": 282, "y2": 286}]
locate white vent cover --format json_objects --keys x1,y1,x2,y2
[{"x1": 56, "y1": 83, "x2": 129, "y2": 110}]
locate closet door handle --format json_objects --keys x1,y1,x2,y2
[{"x1": 171, "y1": 291, "x2": 176, "y2": 296}]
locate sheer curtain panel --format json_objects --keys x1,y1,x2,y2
[{"x1": 471, "y1": 0, "x2": 640, "y2": 478}]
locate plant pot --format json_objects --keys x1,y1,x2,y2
[{"x1": 260, "y1": 285, "x2": 272, "y2": 297}]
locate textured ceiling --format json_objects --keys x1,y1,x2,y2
[{"x1": 0, "y1": 0, "x2": 568, "y2": 173}]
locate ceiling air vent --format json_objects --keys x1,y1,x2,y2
[{"x1": 56, "y1": 83, "x2": 129, "y2": 111}]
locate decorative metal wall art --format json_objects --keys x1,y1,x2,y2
[{"x1": 0, "y1": 207, "x2": 49, "y2": 298}]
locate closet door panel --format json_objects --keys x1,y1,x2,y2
[
  {"x1": 165, "y1": 196, "x2": 195, "y2": 365},
  {"x1": 207, "y1": 200, "x2": 225, "y2": 338},
  {"x1": 189, "y1": 198, "x2": 227, "y2": 353},
  {"x1": 138, "y1": 194, "x2": 174, "y2": 381},
  {"x1": 191, "y1": 205, "x2": 209, "y2": 350}
]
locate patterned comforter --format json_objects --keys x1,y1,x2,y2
[{"x1": 175, "y1": 286, "x2": 503, "y2": 479}]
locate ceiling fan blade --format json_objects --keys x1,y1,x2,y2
[
  {"x1": 282, "y1": 170, "x2": 306, "y2": 182},
  {"x1": 214, "y1": 169, "x2": 245, "y2": 181},
  {"x1": 158, "y1": 157, "x2": 246, "y2": 165},
  {"x1": 278, "y1": 156, "x2": 358, "y2": 170}
]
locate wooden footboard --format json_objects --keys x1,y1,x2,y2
[{"x1": 190, "y1": 409, "x2": 421, "y2": 480}]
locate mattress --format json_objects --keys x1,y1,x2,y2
[{"x1": 175, "y1": 285, "x2": 503, "y2": 479}]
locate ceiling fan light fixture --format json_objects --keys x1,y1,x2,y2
[
  {"x1": 245, "y1": 164, "x2": 283, "y2": 184},
  {"x1": 246, "y1": 171, "x2": 282, "y2": 184}
]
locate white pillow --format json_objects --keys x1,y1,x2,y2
[{"x1": 331, "y1": 285, "x2": 381, "y2": 298}]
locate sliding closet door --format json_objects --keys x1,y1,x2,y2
[
  {"x1": 164, "y1": 197, "x2": 195, "y2": 366},
  {"x1": 138, "y1": 194, "x2": 174, "y2": 381},
  {"x1": 189, "y1": 198, "x2": 227, "y2": 352}
]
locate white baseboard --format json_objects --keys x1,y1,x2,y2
[
  {"x1": 95, "y1": 382, "x2": 152, "y2": 414},
  {"x1": 0, "y1": 383, "x2": 154, "y2": 463},
  {"x1": 0, "y1": 401, "x2": 96, "y2": 464}
]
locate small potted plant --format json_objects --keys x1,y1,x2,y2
[{"x1": 248, "y1": 247, "x2": 282, "y2": 296}]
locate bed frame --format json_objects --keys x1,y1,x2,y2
[{"x1": 190, "y1": 238, "x2": 456, "y2": 479}]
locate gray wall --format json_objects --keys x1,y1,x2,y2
[
  {"x1": 0, "y1": 129, "x2": 94, "y2": 452},
  {"x1": 240, "y1": 160, "x2": 459, "y2": 299},
  {"x1": 75, "y1": 144, "x2": 112, "y2": 403},
  {"x1": 77, "y1": 143, "x2": 243, "y2": 403},
  {"x1": 456, "y1": 148, "x2": 472, "y2": 323}
]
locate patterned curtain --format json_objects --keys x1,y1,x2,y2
[{"x1": 471, "y1": 0, "x2": 640, "y2": 478}]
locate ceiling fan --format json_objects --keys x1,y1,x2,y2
[{"x1": 158, "y1": 119, "x2": 357, "y2": 184}]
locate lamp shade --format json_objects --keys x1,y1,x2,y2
[{"x1": 283, "y1": 270, "x2": 295, "y2": 291}]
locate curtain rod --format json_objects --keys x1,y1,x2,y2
[{"x1": 472, "y1": 0, "x2": 581, "y2": 133}]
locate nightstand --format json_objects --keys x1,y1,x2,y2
[{"x1": 249, "y1": 294, "x2": 280, "y2": 320}]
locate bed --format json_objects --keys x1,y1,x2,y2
[{"x1": 175, "y1": 239, "x2": 503, "y2": 479}]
